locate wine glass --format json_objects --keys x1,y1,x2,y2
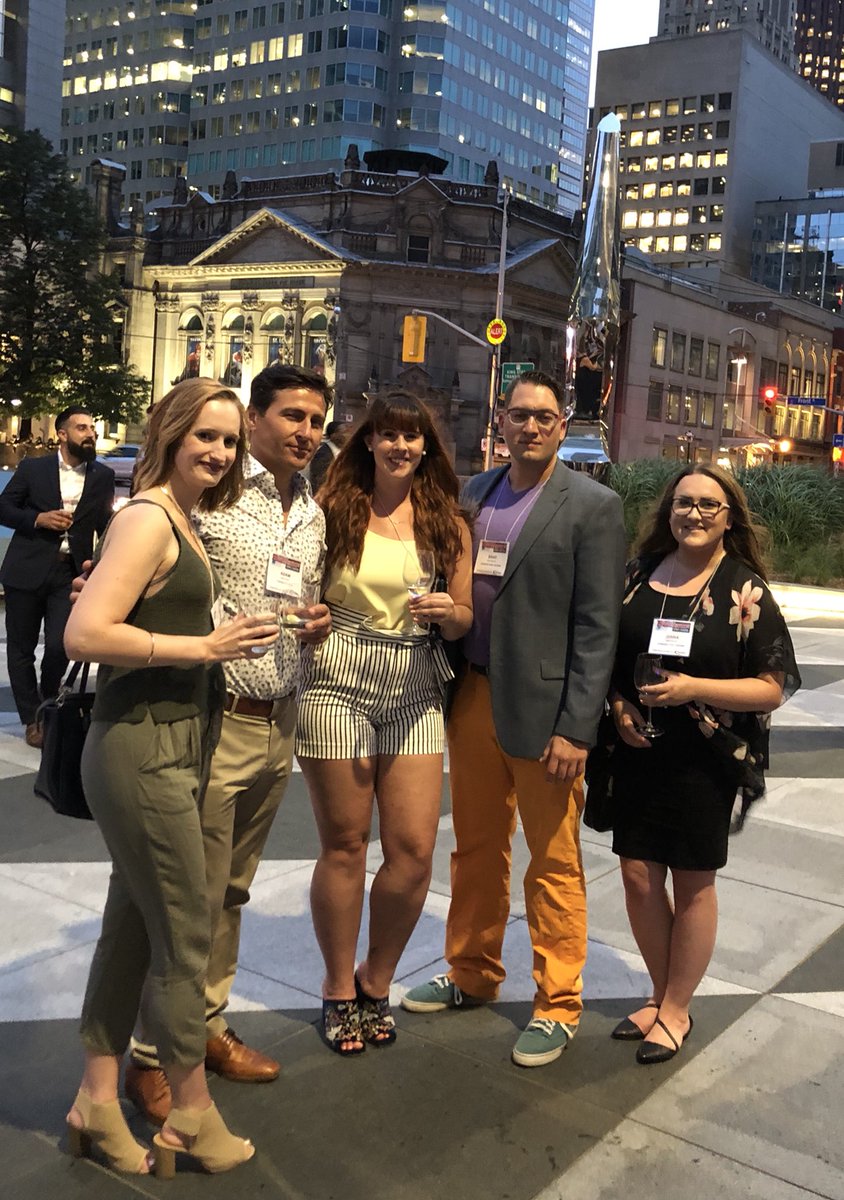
[
  {"x1": 279, "y1": 579, "x2": 321, "y2": 630},
  {"x1": 403, "y1": 550, "x2": 435, "y2": 634},
  {"x1": 237, "y1": 597, "x2": 279, "y2": 656},
  {"x1": 633, "y1": 652, "x2": 664, "y2": 739}
]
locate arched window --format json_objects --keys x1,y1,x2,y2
[
  {"x1": 221, "y1": 310, "x2": 244, "y2": 387},
  {"x1": 179, "y1": 310, "x2": 203, "y2": 378},
  {"x1": 262, "y1": 309, "x2": 288, "y2": 366},
  {"x1": 303, "y1": 312, "x2": 328, "y2": 376}
]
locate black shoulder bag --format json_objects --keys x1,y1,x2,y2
[{"x1": 33, "y1": 662, "x2": 94, "y2": 820}]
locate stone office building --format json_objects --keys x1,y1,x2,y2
[{"x1": 101, "y1": 151, "x2": 579, "y2": 473}]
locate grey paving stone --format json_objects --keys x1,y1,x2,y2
[
  {"x1": 630, "y1": 995, "x2": 844, "y2": 1200},
  {"x1": 721, "y1": 817, "x2": 844, "y2": 908},
  {"x1": 531, "y1": 1119, "x2": 826, "y2": 1200},
  {"x1": 768, "y1": 729, "x2": 844, "y2": 778},
  {"x1": 773, "y1": 925, "x2": 844, "y2": 994}
]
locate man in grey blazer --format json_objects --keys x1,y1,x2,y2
[{"x1": 403, "y1": 370, "x2": 626, "y2": 1066}]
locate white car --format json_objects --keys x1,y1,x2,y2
[{"x1": 96, "y1": 444, "x2": 142, "y2": 488}]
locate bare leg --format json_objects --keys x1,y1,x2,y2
[
  {"x1": 620, "y1": 857, "x2": 674, "y2": 1032},
  {"x1": 647, "y1": 868, "x2": 717, "y2": 1050},
  {"x1": 357, "y1": 753, "x2": 443, "y2": 1001},
  {"x1": 300, "y1": 755, "x2": 377, "y2": 1052}
]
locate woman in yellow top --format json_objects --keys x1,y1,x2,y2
[{"x1": 298, "y1": 391, "x2": 472, "y2": 1054}]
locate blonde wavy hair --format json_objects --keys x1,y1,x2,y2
[{"x1": 132, "y1": 379, "x2": 248, "y2": 512}]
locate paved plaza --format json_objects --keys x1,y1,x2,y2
[{"x1": 0, "y1": 595, "x2": 842, "y2": 1199}]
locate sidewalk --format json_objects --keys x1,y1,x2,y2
[{"x1": 0, "y1": 602, "x2": 842, "y2": 1199}]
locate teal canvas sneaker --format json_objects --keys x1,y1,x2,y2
[
  {"x1": 400, "y1": 973, "x2": 486, "y2": 1013},
  {"x1": 511, "y1": 1018, "x2": 574, "y2": 1067}
]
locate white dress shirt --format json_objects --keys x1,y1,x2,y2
[{"x1": 57, "y1": 455, "x2": 87, "y2": 554}]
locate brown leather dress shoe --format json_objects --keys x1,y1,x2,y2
[
  {"x1": 124, "y1": 1061, "x2": 171, "y2": 1126},
  {"x1": 205, "y1": 1027, "x2": 280, "y2": 1082},
  {"x1": 25, "y1": 723, "x2": 43, "y2": 749}
]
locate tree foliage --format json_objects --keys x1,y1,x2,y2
[{"x1": 0, "y1": 129, "x2": 148, "y2": 423}]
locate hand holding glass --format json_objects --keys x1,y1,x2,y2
[
  {"x1": 279, "y1": 580, "x2": 321, "y2": 629},
  {"x1": 633, "y1": 653, "x2": 664, "y2": 739},
  {"x1": 404, "y1": 551, "x2": 435, "y2": 634},
  {"x1": 238, "y1": 599, "x2": 279, "y2": 656}
]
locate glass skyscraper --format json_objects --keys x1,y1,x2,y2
[{"x1": 61, "y1": 0, "x2": 594, "y2": 215}]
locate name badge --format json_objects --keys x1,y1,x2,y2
[
  {"x1": 648, "y1": 618, "x2": 694, "y2": 657},
  {"x1": 266, "y1": 553, "x2": 302, "y2": 599},
  {"x1": 474, "y1": 539, "x2": 509, "y2": 577},
  {"x1": 210, "y1": 596, "x2": 226, "y2": 629}
]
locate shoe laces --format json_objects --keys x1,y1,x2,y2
[
  {"x1": 527, "y1": 1018, "x2": 573, "y2": 1040},
  {"x1": 430, "y1": 973, "x2": 464, "y2": 1005}
]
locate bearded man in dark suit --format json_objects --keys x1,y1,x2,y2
[{"x1": 0, "y1": 407, "x2": 114, "y2": 747}]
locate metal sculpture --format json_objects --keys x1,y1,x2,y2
[{"x1": 559, "y1": 112, "x2": 622, "y2": 472}]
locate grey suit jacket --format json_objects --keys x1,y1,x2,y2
[{"x1": 461, "y1": 460, "x2": 626, "y2": 758}]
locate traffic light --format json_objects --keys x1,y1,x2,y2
[
  {"x1": 760, "y1": 385, "x2": 777, "y2": 415},
  {"x1": 401, "y1": 314, "x2": 427, "y2": 363}
]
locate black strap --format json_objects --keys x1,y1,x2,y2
[{"x1": 63, "y1": 661, "x2": 91, "y2": 694}]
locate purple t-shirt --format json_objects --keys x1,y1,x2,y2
[{"x1": 463, "y1": 474, "x2": 546, "y2": 667}]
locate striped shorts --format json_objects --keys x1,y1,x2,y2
[{"x1": 296, "y1": 605, "x2": 454, "y2": 759}]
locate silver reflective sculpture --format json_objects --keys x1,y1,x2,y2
[{"x1": 559, "y1": 112, "x2": 622, "y2": 473}]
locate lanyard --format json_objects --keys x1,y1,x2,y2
[
  {"x1": 656, "y1": 552, "x2": 725, "y2": 622},
  {"x1": 481, "y1": 474, "x2": 547, "y2": 545}
]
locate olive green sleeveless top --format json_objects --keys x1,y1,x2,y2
[{"x1": 92, "y1": 500, "x2": 225, "y2": 724}]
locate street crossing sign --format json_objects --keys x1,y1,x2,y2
[{"x1": 501, "y1": 362, "x2": 535, "y2": 386}]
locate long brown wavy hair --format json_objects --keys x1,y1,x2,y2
[
  {"x1": 318, "y1": 391, "x2": 465, "y2": 577},
  {"x1": 132, "y1": 378, "x2": 248, "y2": 512},
  {"x1": 634, "y1": 464, "x2": 769, "y2": 580}
]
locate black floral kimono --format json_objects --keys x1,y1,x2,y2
[{"x1": 608, "y1": 553, "x2": 800, "y2": 869}]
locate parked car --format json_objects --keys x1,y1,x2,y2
[{"x1": 96, "y1": 443, "x2": 142, "y2": 488}]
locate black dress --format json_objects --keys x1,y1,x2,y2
[{"x1": 611, "y1": 554, "x2": 800, "y2": 871}]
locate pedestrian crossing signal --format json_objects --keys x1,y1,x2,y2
[{"x1": 402, "y1": 314, "x2": 427, "y2": 363}]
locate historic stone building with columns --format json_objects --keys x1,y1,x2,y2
[{"x1": 98, "y1": 151, "x2": 579, "y2": 473}]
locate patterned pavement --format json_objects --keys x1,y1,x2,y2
[{"x1": 0, "y1": 597, "x2": 842, "y2": 1199}]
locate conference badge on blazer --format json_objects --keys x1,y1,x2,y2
[{"x1": 474, "y1": 539, "x2": 509, "y2": 576}]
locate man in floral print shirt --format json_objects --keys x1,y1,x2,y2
[{"x1": 124, "y1": 364, "x2": 332, "y2": 1122}]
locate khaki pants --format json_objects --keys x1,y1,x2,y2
[
  {"x1": 445, "y1": 671, "x2": 587, "y2": 1025},
  {"x1": 80, "y1": 712, "x2": 213, "y2": 1068},
  {"x1": 201, "y1": 697, "x2": 297, "y2": 1038},
  {"x1": 132, "y1": 697, "x2": 297, "y2": 1062}
]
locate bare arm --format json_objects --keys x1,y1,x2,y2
[
  {"x1": 640, "y1": 670, "x2": 784, "y2": 713},
  {"x1": 64, "y1": 505, "x2": 277, "y2": 666}
]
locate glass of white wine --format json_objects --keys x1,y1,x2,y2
[
  {"x1": 403, "y1": 550, "x2": 435, "y2": 635},
  {"x1": 279, "y1": 579, "x2": 321, "y2": 630},
  {"x1": 238, "y1": 598, "x2": 279, "y2": 657}
]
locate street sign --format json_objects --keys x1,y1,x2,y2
[
  {"x1": 833, "y1": 433, "x2": 844, "y2": 448},
  {"x1": 501, "y1": 361, "x2": 534, "y2": 386},
  {"x1": 486, "y1": 318, "x2": 507, "y2": 345},
  {"x1": 786, "y1": 395, "x2": 825, "y2": 407}
]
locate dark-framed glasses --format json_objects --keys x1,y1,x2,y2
[
  {"x1": 671, "y1": 496, "x2": 730, "y2": 518},
  {"x1": 505, "y1": 408, "x2": 561, "y2": 431}
]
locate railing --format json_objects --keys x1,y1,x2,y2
[{"x1": 240, "y1": 173, "x2": 337, "y2": 198}]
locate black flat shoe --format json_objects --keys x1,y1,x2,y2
[
  {"x1": 610, "y1": 1001, "x2": 659, "y2": 1041},
  {"x1": 636, "y1": 1015, "x2": 693, "y2": 1065}
]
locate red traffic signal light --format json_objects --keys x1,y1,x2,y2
[{"x1": 760, "y1": 385, "x2": 777, "y2": 414}]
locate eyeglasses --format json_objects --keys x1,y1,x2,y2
[
  {"x1": 505, "y1": 408, "x2": 561, "y2": 431},
  {"x1": 671, "y1": 496, "x2": 730, "y2": 518}
]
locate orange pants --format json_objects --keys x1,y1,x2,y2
[{"x1": 445, "y1": 670, "x2": 587, "y2": 1024}]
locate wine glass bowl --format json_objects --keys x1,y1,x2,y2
[
  {"x1": 633, "y1": 652, "x2": 664, "y2": 739},
  {"x1": 279, "y1": 579, "x2": 321, "y2": 629},
  {"x1": 403, "y1": 550, "x2": 435, "y2": 633}
]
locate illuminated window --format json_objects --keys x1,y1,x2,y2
[
  {"x1": 661, "y1": 154, "x2": 676, "y2": 170},
  {"x1": 656, "y1": 208, "x2": 672, "y2": 227},
  {"x1": 631, "y1": 101, "x2": 646, "y2": 119},
  {"x1": 622, "y1": 210, "x2": 638, "y2": 229},
  {"x1": 674, "y1": 208, "x2": 689, "y2": 225},
  {"x1": 676, "y1": 179, "x2": 691, "y2": 196},
  {"x1": 665, "y1": 98, "x2": 680, "y2": 117},
  {"x1": 269, "y1": 36, "x2": 285, "y2": 58},
  {"x1": 644, "y1": 156, "x2": 658, "y2": 172},
  {"x1": 640, "y1": 210, "x2": 655, "y2": 228},
  {"x1": 710, "y1": 204, "x2": 724, "y2": 222},
  {"x1": 714, "y1": 149, "x2": 728, "y2": 166},
  {"x1": 250, "y1": 40, "x2": 265, "y2": 64},
  {"x1": 648, "y1": 101, "x2": 662, "y2": 118},
  {"x1": 690, "y1": 233, "x2": 705, "y2": 252},
  {"x1": 658, "y1": 181, "x2": 674, "y2": 198},
  {"x1": 213, "y1": 51, "x2": 229, "y2": 70},
  {"x1": 692, "y1": 205, "x2": 707, "y2": 223},
  {"x1": 642, "y1": 182, "x2": 657, "y2": 199},
  {"x1": 626, "y1": 156, "x2": 641, "y2": 173},
  {"x1": 646, "y1": 128, "x2": 660, "y2": 145},
  {"x1": 696, "y1": 151, "x2": 711, "y2": 168},
  {"x1": 672, "y1": 233, "x2": 688, "y2": 252},
  {"x1": 679, "y1": 151, "x2": 694, "y2": 168},
  {"x1": 624, "y1": 183, "x2": 640, "y2": 200},
  {"x1": 707, "y1": 232, "x2": 722, "y2": 251},
  {"x1": 629, "y1": 130, "x2": 643, "y2": 147},
  {"x1": 639, "y1": 235, "x2": 654, "y2": 252}
]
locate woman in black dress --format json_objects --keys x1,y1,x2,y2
[{"x1": 608, "y1": 465, "x2": 799, "y2": 1064}]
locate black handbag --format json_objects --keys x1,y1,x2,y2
[
  {"x1": 33, "y1": 662, "x2": 94, "y2": 820},
  {"x1": 583, "y1": 709, "x2": 618, "y2": 833}
]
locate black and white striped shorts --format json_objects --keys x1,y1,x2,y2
[{"x1": 296, "y1": 605, "x2": 453, "y2": 759}]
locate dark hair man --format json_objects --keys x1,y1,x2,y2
[
  {"x1": 306, "y1": 417, "x2": 351, "y2": 494},
  {"x1": 402, "y1": 370, "x2": 626, "y2": 1067},
  {"x1": 0, "y1": 407, "x2": 113, "y2": 747}
]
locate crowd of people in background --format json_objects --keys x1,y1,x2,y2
[{"x1": 0, "y1": 364, "x2": 799, "y2": 1179}]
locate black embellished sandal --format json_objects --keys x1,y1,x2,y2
[
  {"x1": 354, "y1": 973, "x2": 397, "y2": 1047},
  {"x1": 321, "y1": 998, "x2": 365, "y2": 1056}
]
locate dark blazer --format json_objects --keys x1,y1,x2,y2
[
  {"x1": 461, "y1": 460, "x2": 626, "y2": 758},
  {"x1": 0, "y1": 453, "x2": 115, "y2": 589}
]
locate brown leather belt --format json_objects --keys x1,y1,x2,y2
[
  {"x1": 224, "y1": 692, "x2": 275, "y2": 719},
  {"x1": 468, "y1": 662, "x2": 489, "y2": 676}
]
